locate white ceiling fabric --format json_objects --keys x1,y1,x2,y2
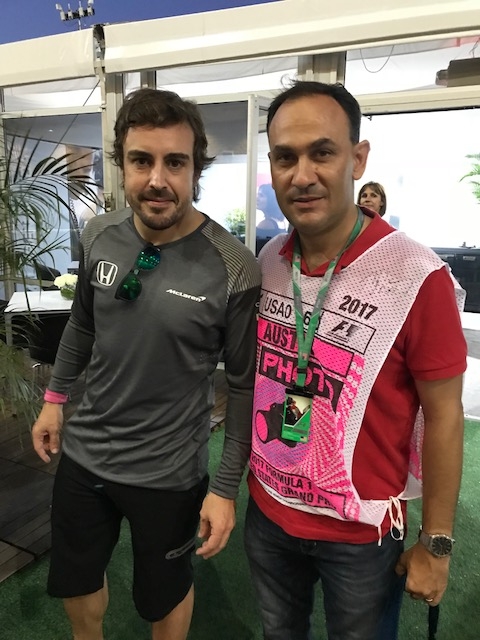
[{"x1": 0, "y1": 30, "x2": 96, "y2": 89}]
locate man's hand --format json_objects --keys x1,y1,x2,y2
[
  {"x1": 196, "y1": 492, "x2": 236, "y2": 560},
  {"x1": 395, "y1": 541, "x2": 450, "y2": 606},
  {"x1": 31, "y1": 402, "x2": 64, "y2": 463}
]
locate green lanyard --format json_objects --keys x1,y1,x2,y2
[{"x1": 292, "y1": 208, "x2": 364, "y2": 388}]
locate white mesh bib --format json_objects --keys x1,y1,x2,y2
[{"x1": 251, "y1": 231, "x2": 465, "y2": 530}]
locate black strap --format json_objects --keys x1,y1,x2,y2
[{"x1": 428, "y1": 605, "x2": 439, "y2": 639}]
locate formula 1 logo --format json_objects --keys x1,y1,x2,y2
[{"x1": 328, "y1": 320, "x2": 361, "y2": 341}]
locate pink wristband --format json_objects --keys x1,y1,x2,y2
[{"x1": 44, "y1": 389, "x2": 69, "y2": 404}]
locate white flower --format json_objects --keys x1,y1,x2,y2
[{"x1": 54, "y1": 274, "x2": 78, "y2": 288}]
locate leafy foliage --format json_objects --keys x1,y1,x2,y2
[
  {"x1": 0, "y1": 132, "x2": 100, "y2": 421},
  {"x1": 460, "y1": 153, "x2": 480, "y2": 204},
  {"x1": 1, "y1": 135, "x2": 99, "y2": 283},
  {"x1": 225, "y1": 207, "x2": 246, "y2": 236},
  {"x1": 0, "y1": 340, "x2": 41, "y2": 422}
]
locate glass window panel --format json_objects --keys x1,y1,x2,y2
[
  {"x1": 346, "y1": 36, "x2": 480, "y2": 96},
  {"x1": 357, "y1": 108, "x2": 480, "y2": 248},
  {"x1": 4, "y1": 113, "x2": 101, "y2": 148},
  {"x1": 255, "y1": 128, "x2": 289, "y2": 256},
  {"x1": 125, "y1": 73, "x2": 142, "y2": 95},
  {"x1": 157, "y1": 57, "x2": 297, "y2": 98},
  {"x1": 2, "y1": 78, "x2": 101, "y2": 111},
  {"x1": 4, "y1": 114, "x2": 103, "y2": 278},
  {"x1": 196, "y1": 101, "x2": 248, "y2": 236}
]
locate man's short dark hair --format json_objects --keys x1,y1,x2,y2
[
  {"x1": 267, "y1": 80, "x2": 362, "y2": 144},
  {"x1": 112, "y1": 88, "x2": 215, "y2": 201}
]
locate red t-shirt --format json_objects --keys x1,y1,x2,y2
[{"x1": 248, "y1": 210, "x2": 467, "y2": 543}]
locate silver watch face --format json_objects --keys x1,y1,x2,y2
[{"x1": 431, "y1": 535, "x2": 454, "y2": 556}]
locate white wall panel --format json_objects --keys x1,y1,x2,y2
[
  {"x1": 104, "y1": 0, "x2": 480, "y2": 73},
  {"x1": 0, "y1": 30, "x2": 96, "y2": 88}
]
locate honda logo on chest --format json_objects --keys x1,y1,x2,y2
[{"x1": 96, "y1": 261, "x2": 118, "y2": 286}]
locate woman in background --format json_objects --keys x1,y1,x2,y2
[{"x1": 357, "y1": 181, "x2": 387, "y2": 217}]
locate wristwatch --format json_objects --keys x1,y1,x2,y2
[{"x1": 418, "y1": 528, "x2": 455, "y2": 557}]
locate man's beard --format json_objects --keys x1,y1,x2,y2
[{"x1": 130, "y1": 187, "x2": 185, "y2": 230}]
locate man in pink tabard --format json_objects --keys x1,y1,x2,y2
[{"x1": 244, "y1": 80, "x2": 467, "y2": 640}]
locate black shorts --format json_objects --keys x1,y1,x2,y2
[{"x1": 48, "y1": 454, "x2": 208, "y2": 621}]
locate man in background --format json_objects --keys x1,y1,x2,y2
[
  {"x1": 245, "y1": 80, "x2": 466, "y2": 640},
  {"x1": 32, "y1": 88, "x2": 261, "y2": 640}
]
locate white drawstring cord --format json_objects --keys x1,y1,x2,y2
[
  {"x1": 377, "y1": 497, "x2": 405, "y2": 546},
  {"x1": 388, "y1": 496, "x2": 405, "y2": 541}
]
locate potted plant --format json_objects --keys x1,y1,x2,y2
[{"x1": 0, "y1": 131, "x2": 100, "y2": 421}]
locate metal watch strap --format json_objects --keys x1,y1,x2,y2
[{"x1": 418, "y1": 528, "x2": 455, "y2": 557}]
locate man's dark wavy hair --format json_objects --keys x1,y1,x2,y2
[
  {"x1": 112, "y1": 88, "x2": 215, "y2": 202},
  {"x1": 267, "y1": 80, "x2": 362, "y2": 144}
]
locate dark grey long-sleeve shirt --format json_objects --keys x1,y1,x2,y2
[{"x1": 49, "y1": 209, "x2": 261, "y2": 498}]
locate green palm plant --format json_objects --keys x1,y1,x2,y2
[
  {"x1": 460, "y1": 153, "x2": 480, "y2": 203},
  {"x1": 0, "y1": 131, "x2": 100, "y2": 421}
]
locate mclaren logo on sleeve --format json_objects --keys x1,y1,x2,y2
[{"x1": 96, "y1": 261, "x2": 118, "y2": 287}]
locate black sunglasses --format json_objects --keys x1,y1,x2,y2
[{"x1": 115, "y1": 245, "x2": 162, "y2": 301}]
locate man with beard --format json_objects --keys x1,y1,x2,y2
[{"x1": 31, "y1": 88, "x2": 261, "y2": 640}]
